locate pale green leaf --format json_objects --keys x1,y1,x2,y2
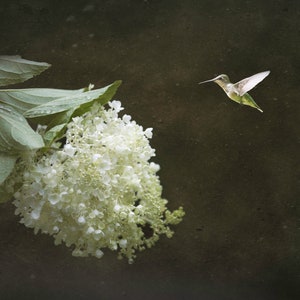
[
  {"x1": 43, "y1": 123, "x2": 67, "y2": 146},
  {"x1": 24, "y1": 80, "x2": 122, "y2": 118},
  {"x1": 0, "y1": 55, "x2": 50, "y2": 87},
  {"x1": 0, "y1": 87, "x2": 85, "y2": 114},
  {"x1": 0, "y1": 152, "x2": 17, "y2": 185},
  {"x1": 43, "y1": 107, "x2": 77, "y2": 145},
  {"x1": 0, "y1": 104, "x2": 44, "y2": 152}
]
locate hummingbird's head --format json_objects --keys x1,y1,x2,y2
[{"x1": 213, "y1": 74, "x2": 230, "y2": 87}]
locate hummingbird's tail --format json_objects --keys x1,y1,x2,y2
[{"x1": 242, "y1": 93, "x2": 263, "y2": 113}]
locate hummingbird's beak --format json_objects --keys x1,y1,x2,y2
[
  {"x1": 198, "y1": 79, "x2": 214, "y2": 84},
  {"x1": 198, "y1": 75, "x2": 219, "y2": 84}
]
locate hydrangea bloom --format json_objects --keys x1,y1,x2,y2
[{"x1": 11, "y1": 101, "x2": 184, "y2": 262}]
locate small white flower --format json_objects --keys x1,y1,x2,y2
[
  {"x1": 92, "y1": 153, "x2": 101, "y2": 162},
  {"x1": 77, "y1": 216, "x2": 86, "y2": 224},
  {"x1": 144, "y1": 128, "x2": 153, "y2": 139},
  {"x1": 119, "y1": 239, "x2": 127, "y2": 248},
  {"x1": 108, "y1": 100, "x2": 123, "y2": 112},
  {"x1": 95, "y1": 249, "x2": 104, "y2": 258},
  {"x1": 64, "y1": 144, "x2": 76, "y2": 156},
  {"x1": 87, "y1": 83, "x2": 94, "y2": 91},
  {"x1": 113, "y1": 204, "x2": 121, "y2": 212},
  {"x1": 122, "y1": 114, "x2": 131, "y2": 123},
  {"x1": 149, "y1": 162, "x2": 160, "y2": 172},
  {"x1": 53, "y1": 226, "x2": 59, "y2": 233},
  {"x1": 86, "y1": 226, "x2": 95, "y2": 234},
  {"x1": 31, "y1": 210, "x2": 41, "y2": 220}
]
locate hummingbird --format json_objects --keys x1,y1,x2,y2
[{"x1": 199, "y1": 71, "x2": 270, "y2": 112}]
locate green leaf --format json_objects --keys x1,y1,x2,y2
[
  {"x1": 0, "y1": 87, "x2": 85, "y2": 114},
  {"x1": 42, "y1": 108, "x2": 76, "y2": 145},
  {"x1": 24, "y1": 80, "x2": 122, "y2": 118},
  {"x1": 24, "y1": 81, "x2": 121, "y2": 146},
  {"x1": 43, "y1": 123, "x2": 67, "y2": 146},
  {"x1": 0, "y1": 104, "x2": 44, "y2": 153},
  {"x1": 73, "y1": 80, "x2": 122, "y2": 117},
  {"x1": 0, "y1": 152, "x2": 17, "y2": 185},
  {"x1": 0, "y1": 151, "x2": 19, "y2": 203},
  {"x1": 0, "y1": 55, "x2": 50, "y2": 87}
]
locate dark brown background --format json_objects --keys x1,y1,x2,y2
[{"x1": 0, "y1": 0, "x2": 299, "y2": 299}]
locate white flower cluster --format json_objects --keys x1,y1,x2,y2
[{"x1": 12, "y1": 101, "x2": 184, "y2": 262}]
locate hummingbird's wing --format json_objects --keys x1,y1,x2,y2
[{"x1": 234, "y1": 71, "x2": 270, "y2": 96}]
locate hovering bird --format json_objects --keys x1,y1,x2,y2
[{"x1": 199, "y1": 71, "x2": 270, "y2": 112}]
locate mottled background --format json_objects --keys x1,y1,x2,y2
[{"x1": 0, "y1": 0, "x2": 299, "y2": 299}]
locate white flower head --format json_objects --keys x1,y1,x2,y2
[{"x1": 12, "y1": 101, "x2": 184, "y2": 262}]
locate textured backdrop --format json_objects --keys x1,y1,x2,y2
[{"x1": 0, "y1": 0, "x2": 299, "y2": 299}]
